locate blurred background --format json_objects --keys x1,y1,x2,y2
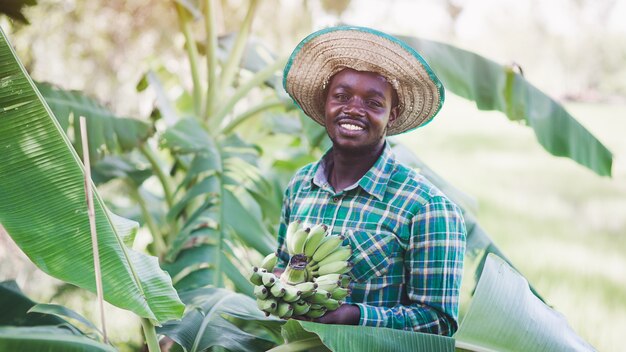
[{"x1": 1, "y1": 0, "x2": 625, "y2": 351}]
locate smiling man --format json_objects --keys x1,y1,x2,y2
[{"x1": 275, "y1": 26, "x2": 466, "y2": 336}]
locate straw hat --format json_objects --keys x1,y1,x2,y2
[{"x1": 283, "y1": 26, "x2": 445, "y2": 135}]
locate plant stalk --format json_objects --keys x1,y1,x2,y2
[
  {"x1": 203, "y1": 0, "x2": 219, "y2": 121},
  {"x1": 175, "y1": 2, "x2": 204, "y2": 117},
  {"x1": 221, "y1": 98, "x2": 283, "y2": 134},
  {"x1": 130, "y1": 185, "x2": 167, "y2": 256},
  {"x1": 139, "y1": 144, "x2": 175, "y2": 209},
  {"x1": 79, "y1": 117, "x2": 108, "y2": 344},
  {"x1": 218, "y1": 0, "x2": 259, "y2": 94},
  {"x1": 140, "y1": 318, "x2": 160, "y2": 352},
  {"x1": 211, "y1": 56, "x2": 287, "y2": 129}
]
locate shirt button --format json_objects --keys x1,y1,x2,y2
[{"x1": 332, "y1": 196, "x2": 340, "y2": 203}]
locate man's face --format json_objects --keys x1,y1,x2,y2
[{"x1": 324, "y1": 68, "x2": 399, "y2": 154}]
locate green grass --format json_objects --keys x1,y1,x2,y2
[{"x1": 397, "y1": 95, "x2": 626, "y2": 352}]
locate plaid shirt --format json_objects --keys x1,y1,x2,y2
[{"x1": 276, "y1": 143, "x2": 466, "y2": 336}]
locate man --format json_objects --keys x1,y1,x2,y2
[{"x1": 275, "y1": 26, "x2": 466, "y2": 336}]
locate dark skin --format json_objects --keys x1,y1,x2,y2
[{"x1": 294, "y1": 68, "x2": 399, "y2": 325}]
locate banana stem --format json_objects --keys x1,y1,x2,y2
[
  {"x1": 218, "y1": 0, "x2": 259, "y2": 94},
  {"x1": 203, "y1": 0, "x2": 219, "y2": 121},
  {"x1": 221, "y1": 98, "x2": 283, "y2": 134},
  {"x1": 140, "y1": 318, "x2": 160, "y2": 352},
  {"x1": 211, "y1": 56, "x2": 288, "y2": 129},
  {"x1": 175, "y1": 3, "x2": 203, "y2": 117},
  {"x1": 130, "y1": 185, "x2": 167, "y2": 256},
  {"x1": 139, "y1": 144, "x2": 175, "y2": 209}
]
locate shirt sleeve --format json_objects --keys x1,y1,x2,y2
[
  {"x1": 275, "y1": 186, "x2": 292, "y2": 271},
  {"x1": 354, "y1": 195, "x2": 466, "y2": 336}
]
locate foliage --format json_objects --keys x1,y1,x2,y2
[
  {"x1": 400, "y1": 35, "x2": 613, "y2": 176},
  {"x1": 0, "y1": 0, "x2": 610, "y2": 350},
  {"x1": 0, "y1": 280, "x2": 114, "y2": 351},
  {"x1": 0, "y1": 27, "x2": 184, "y2": 323}
]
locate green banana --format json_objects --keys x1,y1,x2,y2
[
  {"x1": 323, "y1": 298, "x2": 340, "y2": 310},
  {"x1": 292, "y1": 300, "x2": 311, "y2": 315},
  {"x1": 331, "y1": 287, "x2": 350, "y2": 300},
  {"x1": 270, "y1": 280, "x2": 286, "y2": 297},
  {"x1": 256, "y1": 298, "x2": 277, "y2": 313},
  {"x1": 314, "y1": 273, "x2": 342, "y2": 283},
  {"x1": 303, "y1": 224, "x2": 327, "y2": 258},
  {"x1": 312, "y1": 246, "x2": 352, "y2": 268},
  {"x1": 260, "y1": 252, "x2": 278, "y2": 271},
  {"x1": 315, "y1": 260, "x2": 351, "y2": 276},
  {"x1": 261, "y1": 272, "x2": 277, "y2": 287},
  {"x1": 285, "y1": 220, "x2": 303, "y2": 254},
  {"x1": 289, "y1": 227, "x2": 310, "y2": 255},
  {"x1": 315, "y1": 280, "x2": 340, "y2": 292},
  {"x1": 277, "y1": 301, "x2": 294, "y2": 319},
  {"x1": 340, "y1": 275, "x2": 351, "y2": 287},
  {"x1": 300, "y1": 289, "x2": 316, "y2": 298},
  {"x1": 312, "y1": 235, "x2": 344, "y2": 262},
  {"x1": 294, "y1": 281, "x2": 317, "y2": 292},
  {"x1": 282, "y1": 285, "x2": 302, "y2": 302},
  {"x1": 305, "y1": 307, "x2": 327, "y2": 318},
  {"x1": 249, "y1": 266, "x2": 265, "y2": 286},
  {"x1": 254, "y1": 285, "x2": 269, "y2": 299},
  {"x1": 307, "y1": 289, "x2": 331, "y2": 304}
]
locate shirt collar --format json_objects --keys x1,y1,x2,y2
[{"x1": 309, "y1": 142, "x2": 395, "y2": 201}]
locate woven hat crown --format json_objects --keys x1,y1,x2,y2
[{"x1": 283, "y1": 26, "x2": 444, "y2": 135}]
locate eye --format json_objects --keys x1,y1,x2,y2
[
  {"x1": 366, "y1": 99, "x2": 383, "y2": 108},
  {"x1": 334, "y1": 93, "x2": 348, "y2": 102}
]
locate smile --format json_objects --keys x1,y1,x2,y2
[{"x1": 339, "y1": 123, "x2": 364, "y2": 131}]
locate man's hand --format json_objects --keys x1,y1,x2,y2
[{"x1": 294, "y1": 304, "x2": 360, "y2": 325}]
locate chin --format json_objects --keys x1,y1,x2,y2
[{"x1": 332, "y1": 139, "x2": 384, "y2": 155}]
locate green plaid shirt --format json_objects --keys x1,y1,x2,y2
[{"x1": 276, "y1": 143, "x2": 466, "y2": 336}]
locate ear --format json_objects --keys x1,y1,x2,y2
[{"x1": 388, "y1": 105, "x2": 400, "y2": 126}]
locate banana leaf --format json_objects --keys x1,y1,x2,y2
[
  {"x1": 0, "y1": 0, "x2": 36, "y2": 24},
  {"x1": 36, "y1": 82, "x2": 154, "y2": 162},
  {"x1": 0, "y1": 27, "x2": 184, "y2": 323},
  {"x1": 0, "y1": 326, "x2": 115, "y2": 352},
  {"x1": 454, "y1": 254, "x2": 594, "y2": 351},
  {"x1": 157, "y1": 287, "x2": 278, "y2": 352},
  {"x1": 0, "y1": 280, "x2": 66, "y2": 327},
  {"x1": 297, "y1": 320, "x2": 455, "y2": 352},
  {"x1": 399, "y1": 35, "x2": 612, "y2": 176},
  {"x1": 29, "y1": 304, "x2": 103, "y2": 338}
]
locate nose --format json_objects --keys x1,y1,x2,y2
[{"x1": 342, "y1": 97, "x2": 365, "y2": 116}]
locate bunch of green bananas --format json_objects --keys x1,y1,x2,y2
[{"x1": 249, "y1": 220, "x2": 352, "y2": 319}]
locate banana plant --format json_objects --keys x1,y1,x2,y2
[
  {"x1": 0, "y1": 26, "x2": 184, "y2": 351},
  {"x1": 0, "y1": 280, "x2": 115, "y2": 351}
]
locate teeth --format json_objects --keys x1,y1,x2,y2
[{"x1": 340, "y1": 123, "x2": 363, "y2": 131}]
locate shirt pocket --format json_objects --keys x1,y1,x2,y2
[{"x1": 346, "y1": 230, "x2": 397, "y2": 283}]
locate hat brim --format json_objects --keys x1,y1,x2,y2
[{"x1": 283, "y1": 26, "x2": 445, "y2": 136}]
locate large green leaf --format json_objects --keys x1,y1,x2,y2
[
  {"x1": 299, "y1": 320, "x2": 455, "y2": 352},
  {"x1": 29, "y1": 304, "x2": 102, "y2": 338},
  {"x1": 0, "y1": 27, "x2": 184, "y2": 323},
  {"x1": 36, "y1": 82, "x2": 154, "y2": 162},
  {"x1": 0, "y1": 326, "x2": 115, "y2": 352},
  {"x1": 454, "y1": 254, "x2": 594, "y2": 351},
  {"x1": 157, "y1": 287, "x2": 278, "y2": 352},
  {"x1": 0, "y1": 281, "x2": 66, "y2": 327},
  {"x1": 399, "y1": 35, "x2": 613, "y2": 176}
]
